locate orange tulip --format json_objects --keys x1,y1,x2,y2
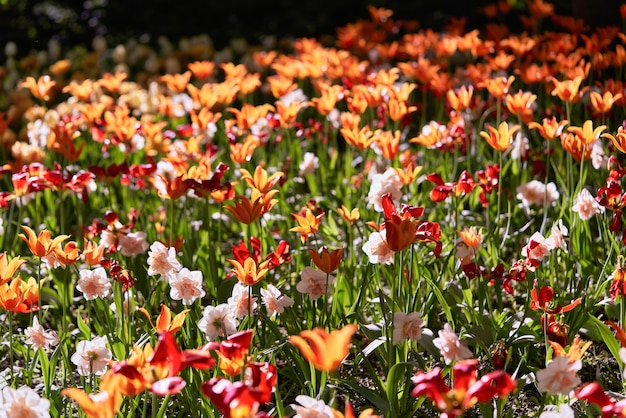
[
  {"x1": 560, "y1": 132, "x2": 592, "y2": 162},
  {"x1": 528, "y1": 117, "x2": 568, "y2": 141},
  {"x1": 480, "y1": 75, "x2": 515, "y2": 99},
  {"x1": 83, "y1": 239, "x2": 105, "y2": 267},
  {"x1": 139, "y1": 304, "x2": 190, "y2": 335},
  {"x1": 19, "y1": 225, "x2": 71, "y2": 258},
  {"x1": 52, "y1": 241, "x2": 81, "y2": 266},
  {"x1": 187, "y1": 61, "x2": 215, "y2": 80},
  {"x1": 340, "y1": 126, "x2": 377, "y2": 150},
  {"x1": 239, "y1": 166, "x2": 283, "y2": 194},
  {"x1": 20, "y1": 75, "x2": 57, "y2": 101},
  {"x1": 550, "y1": 75, "x2": 584, "y2": 104},
  {"x1": 336, "y1": 205, "x2": 360, "y2": 225},
  {"x1": 227, "y1": 258, "x2": 270, "y2": 286},
  {"x1": 504, "y1": 90, "x2": 536, "y2": 123},
  {"x1": 446, "y1": 85, "x2": 474, "y2": 112},
  {"x1": 290, "y1": 208, "x2": 324, "y2": 243},
  {"x1": 568, "y1": 120, "x2": 607, "y2": 146},
  {"x1": 480, "y1": 121, "x2": 520, "y2": 152},
  {"x1": 590, "y1": 90, "x2": 623, "y2": 115},
  {"x1": 457, "y1": 227, "x2": 483, "y2": 250},
  {"x1": 62, "y1": 375, "x2": 123, "y2": 418},
  {"x1": 289, "y1": 324, "x2": 357, "y2": 372},
  {"x1": 602, "y1": 126, "x2": 626, "y2": 154},
  {"x1": 0, "y1": 277, "x2": 38, "y2": 313},
  {"x1": 0, "y1": 253, "x2": 25, "y2": 286},
  {"x1": 160, "y1": 71, "x2": 191, "y2": 94},
  {"x1": 224, "y1": 189, "x2": 275, "y2": 224},
  {"x1": 309, "y1": 247, "x2": 344, "y2": 274}
]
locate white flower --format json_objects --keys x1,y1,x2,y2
[
  {"x1": 228, "y1": 282, "x2": 258, "y2": 319},
  {"x1": 0, "y1": 386, "x2": 50, "y2": 418},
  {"x1": 290, "y1": 395, "x2": 333, "y2": 418},
  {"x1": 362, "y1": 229, "x2": 394, "y2": 265},
  {"x1": 24, "y1": 317, "x2": 58, "y2": 351},
  {"x1": 591, "y1": 139, "x2": 608, "y2": 170},
  {"x1": 147, "y1": 241, "x2": 182, "y2": 277},
  {"x1": 168, "y1": 267, "x2": 205, "y2": 305},
  {"x1": 572, "y1": 188, "x2": 604, "y2": 221},
  {"x1": 296, "y1": 267, "x2": 335, "y2": 300},
  {"x1": 299, "y1": 152, "x2": 319, "y2": 176},
  {"x1": 71, "y1": 336, "x2": 112, "y2": 376},
  {"x1": 261, "y1": 284, "x2": 294, "y2": 316},
  {"x1": 76, "y1": 267, "x2": 111, "y2": 300},
  {"x1": 393, "y1": 312, "x2": 425, "y2": 345},
  {"x1": 118, "y1": 231, "x2": 149, "y2": 257},
  {"x1": 367, "y1": 168, "x2": 403, "y2": 212},
  {"x1": 516, "y1": 180, "x2": 559, "y2": 211},
  {"x1": 539, "y1": 404, "x2": 575, "y2": 418},
  {"x1": 536, "y1": 356, "x2": 581, "y2": 395},
  {"x1": 198, "y1": 303, "x2": 238, "y2": 341},
  {"x1": 432, "y1": 323, "x2": 472, "y2": 364}
]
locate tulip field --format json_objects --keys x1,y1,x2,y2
[{"x1": 2, "y1": 2, "x2": 626, "y2": 417}]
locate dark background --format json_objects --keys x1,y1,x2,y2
[{"x1": 0, "y1": 0, "x2": 618, "y2": 58}]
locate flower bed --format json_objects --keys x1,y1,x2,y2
[{"x1": 1, "y1": 2, "x2": 626, "y2": 417}]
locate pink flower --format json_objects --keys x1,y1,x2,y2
[
  {"x1": 433, "y1": 323, "x2": 472, "y2": 364},
  {"x1": 227, "y1": 282, "x2": 258, "y2": 319},
  {"x1": 572, "y1": 188, "x2": 604, "y2": 221},
  {"x1": 261, "y1": 284, "x2": 294, "y2": 316},
  {"x1": 0, "y1": 386, "x2": 50, "y2": 418},
  {"x1": 70, "y1": 336, "x2": 112, "y2": 376},
  {"x1": 147, "y1": 241, "x2": 182, "y2": 277},
  {"x1": 393, "y1": 312, "x2": 425, "y2": 345},
  {"x1": 521, "y1": 232, "x2": 552, "y2": 261},
  {"x1": 516, "y1": 180, "x2": 559, "y2": 211},
  {"x1": 117, "y1": 231, "x2": 149, "y2": 257},
  {"x1": 24, "y1": 317, "x2": 58, "y2": 351},
  {"x1": 296, "y1": 267, "x2": 335, "y2": 300},
  {"x1": 76, "y1": 267, "x2": 111, "y2": 300},
  {"x1": 299, "y1": 152, "x2": 319, "y2": 175},
  {"x1": 367, "y1": 168, "x2": 403, "y2": 212},
  {"x1": 362, "y1": 229, "x2": 394, "y2": 265},
  {"x1": 548, "y1": 219, "x2": 568, "y2": 253},
  {"x1": 536, "y1": 356, "x2": 581, "y2": 395},
  {"x1": 168, "y1": 267, "x2": 205, "y2": 305},
  {"x1": 290, "y1": 395, "x2": 333, "y2": 418}
]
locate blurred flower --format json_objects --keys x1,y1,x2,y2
[
  {"x1": 291, "y1": 395, "x2": 334, "y2": 418},
  {"x1": 117, "y1": 231, "x2": 149, "y2": 257},
  {"x1": 393, "y1": 312, "x2": 425, "y2": 345},
  {"x1": 76, "y1": 267, "x2": 111, "y2": 301},
  {"x1": 433, "y1": 323, "x2": 472, "y2": 364},
  {"x1": 536, "y1": 356, "x2": 581, "y2": 395},
  {"x1": 168, "y1": 267, "x2": 205, "y2": 305},
  {"x1": 0, "y1": 386, "x2": 50, "y2": 418},
  {"x1": 25, "y1": 316, "x2": 58, "y2": 351},
  {"x1": 296, "y1": 266, "x2": 335, "y2": 300},
  {"x1": 227, "y1": 282, "x2": 257, "y2": 319},
  {"x1": 0, "y1": 252, "x2": 25, "y2": 286},
  {"x1": 20, "y1": 75, "x2": 56, "y2": 101},
  {"x1": 147, "y1": 241, "x2": 182, "y2": 277},
  {"x1": 539, "y1": 404, "x2": 574, "y2": 418},
  {"x1": 71, "y1": 336, "x2": 112, "y2": 376},
  {"x1": 480, "y1": 121, "x2": 520, "y2": 152},
  {"x1": 603, "y1": 126, "x2": 626, "y2": 154},
  {"x1": 288, "y1": 324, "x2": 357, "y2": 372},
  {"x1": 516, "y1": 180, "x2": 559, "y2": 211},
  {"x1": 528, "y1": 117, "x2": 568, "y2": 141},
  {"x1": 568, "y1": 120, "x2": 607, "y2": 146},
  {"x1": 299, "y1": 152, "x2": 319, "y2": 175},
  {"x1": 575, "y1": 382, "x2": 626, "y2": 418},
  {"x1": 260, "y1": 284, "x2": 294, "y2": 316},
  {"x1": 337, "y1": 205, "x2": 360, "y2": 225},
  {"x1": 198, "y1": 304, "x2": 238, "y2": 341}
]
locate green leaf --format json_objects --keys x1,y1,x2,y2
[
  {"x1": 583, "y1": 315, "x2": 623, "y2": 368},
  {"x1": 76, "y1": 309, "x2": 91, "y2": 340},
  {"x1": 338, "y1": 378, "x2": 389, "y2": 414}
]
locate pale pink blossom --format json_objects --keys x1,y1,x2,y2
[
  {"x1": 168, "y1": 268, "x2": 205, "y2": 305},
  {"x1": 393, "y1": 312, "x2": 425, "y2": 345},
  {"x1": 71, "y1": 336, "x2": 112, "y2": 376},
  {"x1": 516, "y1": 180, "x2": 559, "y2": 211},
  {"x1": 76, "y1": 267, "x2": 111, "y2": 300},
  {"x1": 227, "y1": 282, "x2": 258, "y2": 318},
  {"x1": 296, "y1": 267, "x2": 335, "y2": 300},
  {"x1": 362, "y1": 229, "x2": 394, "y2": 265},
  {"x1": 147, "y1": 241, "x2": 182, "y2": 277},
  {"x1": 367, "y1": 168, "x2": 403, "y2": 212},
  {"x1": 117, "y1": 231, "x2": 149, "y2": 257},
  {"x1": 299, "y1": 152, "x2": 319, "y2": 176},
  {"x1": 547, "y1": 219, "x2": 568, "y2": 253},
  {"x1": 432, "y1": 323, "x2": 472, "y2": 364},
  {"x1": 0, "y1": 386, "x2": 50, "y2": 418},
  {"x1": 290, "y1": 395, "x2": 333, "y2": 418},
  {"x1": 536, "y1": 356, "x2": 581, "y2": 395},
  {"x1": 521, "y1": 232, "x2": 552, "y2": 261},
  {"x1": 24, "y1": 317, "x2": 58, "y2": 351},
  {"x1": 198, "y1": 304, "x2": 238, "y2": 341},
  {"x1": 572, "y1": 188, "x2": 604, "y2": 221},
  {"x1": 261, "y1": 284, "x2": 294, "y2": 316},
  {"x1": 539, "y1": 404, "x2": 575, "y2": 418}
]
